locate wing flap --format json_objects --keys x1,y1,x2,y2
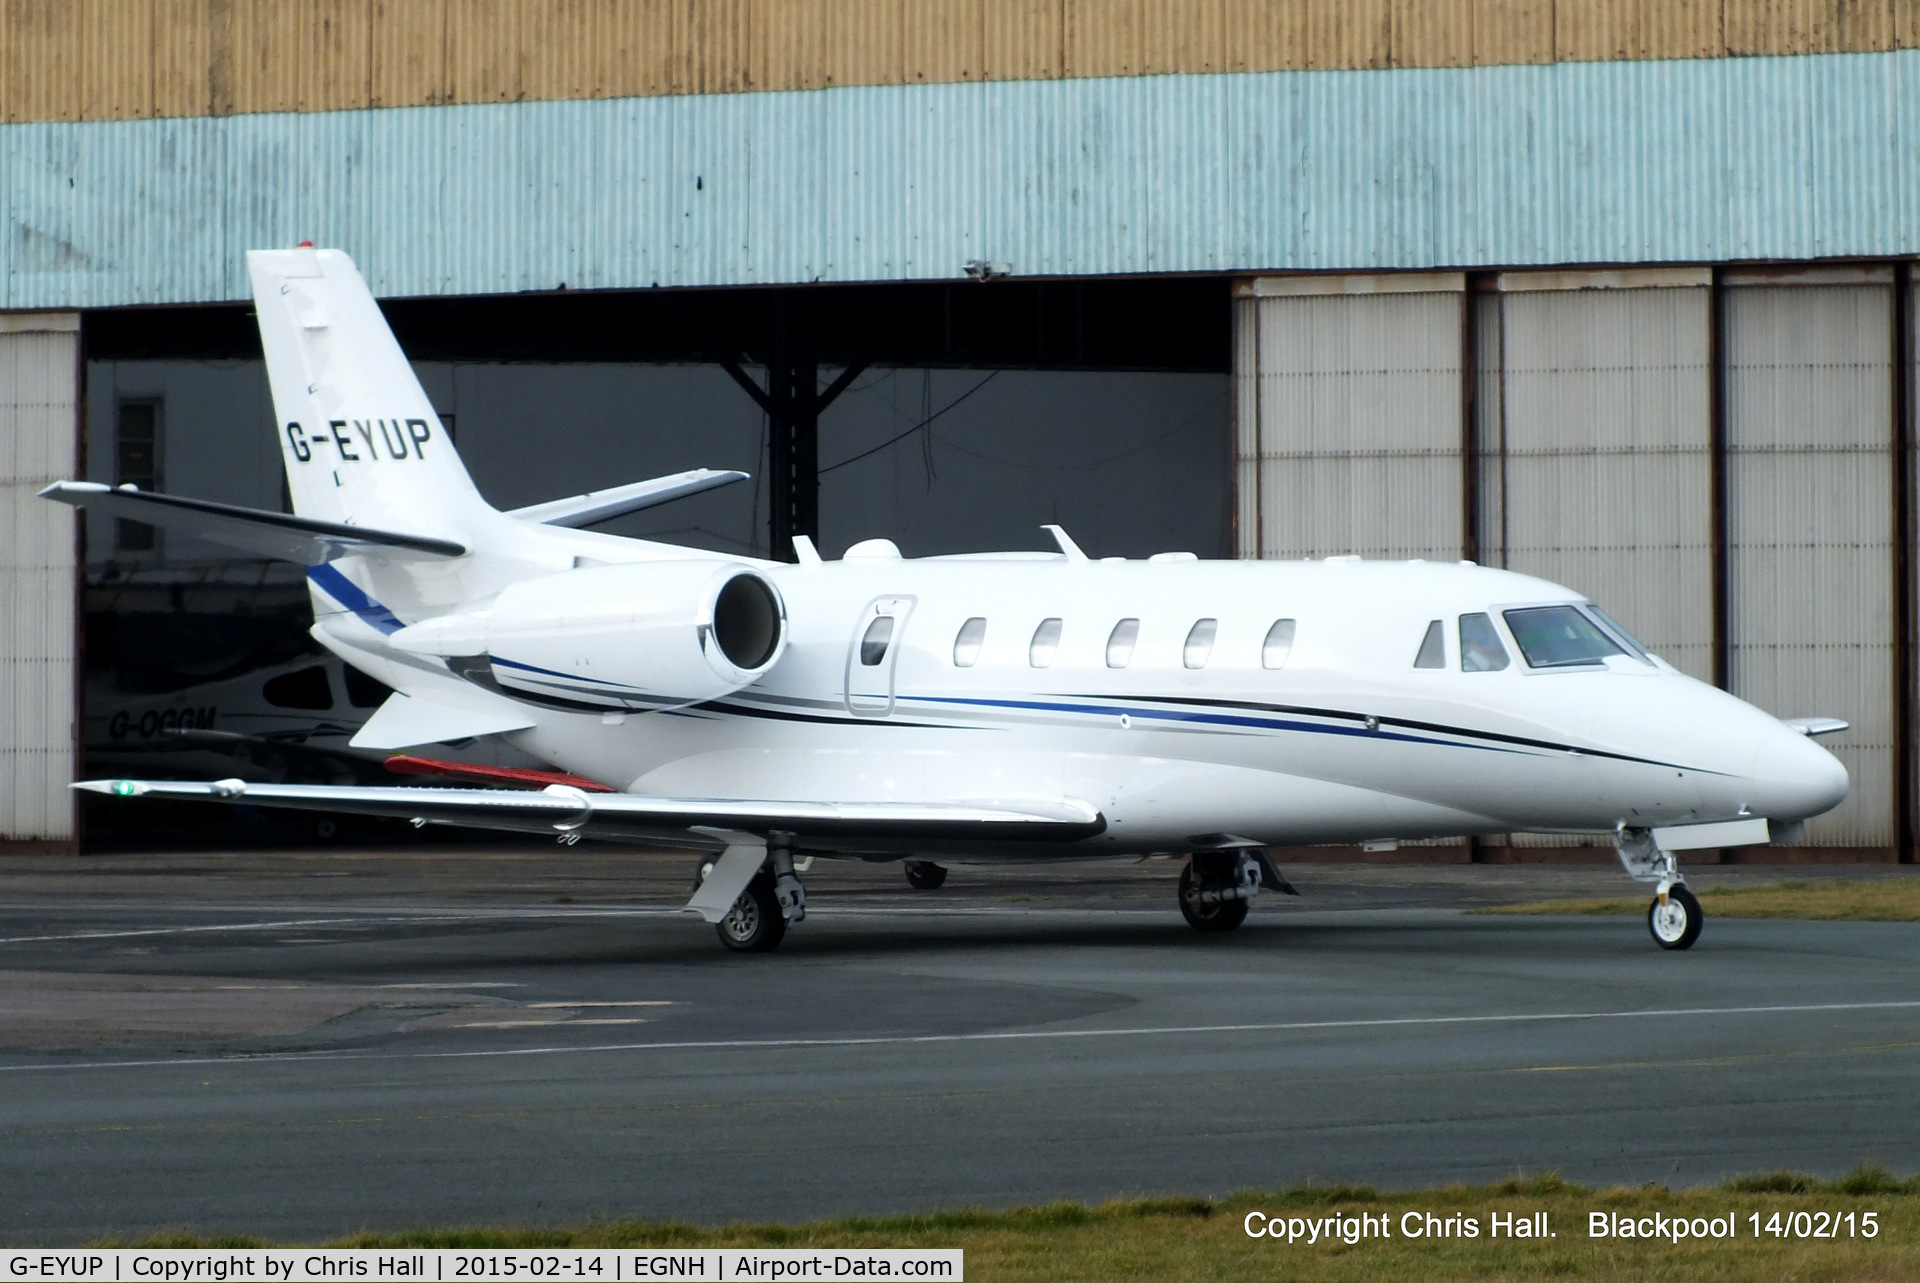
[
  {"x1": 40, "y1": 482, "x2": 465, "y2": 563},
  {"x1": 73, "y1": 779, "x2": 1106, "y2": 845}
]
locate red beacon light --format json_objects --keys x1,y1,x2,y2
[{"x1": 296, "y1": 240, "x2": 314, "y2": 248}]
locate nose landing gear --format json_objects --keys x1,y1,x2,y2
[{"x1": 1616, "y1": 825, "x2": 1703, "y2": 951}]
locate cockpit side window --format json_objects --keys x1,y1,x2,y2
[
  {"x1": 1413, "y1": 620, "x2": 1445, "y2": 669},
  {"x1": 1458, "y1": 613, "x2": 1509, "y2": 671},
  {"x1": 1502, "y1": 605, "x2": 1626, "y2": 668}
]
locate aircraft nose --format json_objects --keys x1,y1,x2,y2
[{"x1": 1750, "y1": 725, "x2": 1849, "y2": 821}]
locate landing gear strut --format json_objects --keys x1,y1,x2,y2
[
  {"x1": 1616, "y1": 825, "x2": 1703, "y2": 951},
  {"x1": 689, "y1": 833, "x2": 808, "y2": 953},
  {"x1": 1178, "y1": 850, "x2": 1263, "y2": 932}
]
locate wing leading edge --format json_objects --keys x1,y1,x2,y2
[{"x1": 73, "y1": 779, "x2": 1106, "y2": 847}]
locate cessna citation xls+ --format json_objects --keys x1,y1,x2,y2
[{"x1": 46, "y1": 247, "x2": 1850, "y2": 952}]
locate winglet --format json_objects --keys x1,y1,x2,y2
[{"x1": 1042, "y1": 524, "x2": 1088, "y2": 561}]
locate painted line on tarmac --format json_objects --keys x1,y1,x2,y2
[{"x1": 4, "y1": 999, "x2": 1919, "y2": 1074}]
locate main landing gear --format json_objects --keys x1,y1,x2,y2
[
  {"x1": 904, "y1": 860, "x2": 948, "y2": 890},
  {"x1": 1615, "y1": 825, "x2": 1703, "y2": 951},
  {"x1": 689, "y1": 834, "x2": 809, "y2": 952},
  {"x1": 1179, "y1": 849, "x2": 1280, "y2": 932}
]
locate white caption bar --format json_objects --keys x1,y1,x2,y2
[{"x1": 3, "y1": 1251, "x2": 963, "y2": 1283}]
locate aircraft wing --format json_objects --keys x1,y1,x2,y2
[
  {"x1": 73, "y1": 778, "x2": 1106, "y2": 847},
  {"x1": 40, "y1": 482, "x2": 465, "y2": 562},
  {"x1": 506, "y1": 469, "x2": 749, "y2": 528}
]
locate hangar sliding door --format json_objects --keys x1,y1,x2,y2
[
  {"x1": 1725, "y1": 273, "x2": 1894, "y2": 849},
  {"x1": 0, "y1": 315, "x2": 80, "y2": 848},
  {"x1": 1482, "y1": 272, "x2": 1715, "y2": 684},
  {"x1": 1234, "y1": 275, "x2": 1465, "y2": 561}
]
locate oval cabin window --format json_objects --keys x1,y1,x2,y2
[
  {"x1": 952, "y1": 617, "x2": 986, "y2": 667},
  {"x1": 1182, "y1": 619, "x2": 1217, "y2": 669},
  {"x1": 1106, "y1": 619, "x2": 1139, "y2": 668},
  {"x1": 1029, "y1": 618, "x2": 1063, "y2": 668}
]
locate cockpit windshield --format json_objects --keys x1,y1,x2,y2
[
  {"x1": 1502, "y1": 605, "x2": 1627, "y2": 669},
  {"x1": 1584, "y1": 604, "x2": 1652, "y2": 662}
]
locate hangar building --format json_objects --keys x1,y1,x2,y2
[{"x1": 2, "y1": 0, "x2": 1916, "y2": 858}]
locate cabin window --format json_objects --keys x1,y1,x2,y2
[
  {"x1": 1182, "y1": 619, "x2": 1216, "y2": 669},
  {"x1": 263, "y1": 665, "x2": 333, "y2": 710},
  {"x1": 1106, "y1": 619, "x2": 1139, "y2": 668},
  {"x1": 1029, "y1": 618, "x2": 1063, "y2": 668},
  {"x1": 1261, "y1": 619, "x2": 1296, "y2": 669},
  {"x1": 1502, "y1": 605, "x2": 1624, "y2": 669},
  {"x1": 859, "y1": 616, "x2": 895, "y2": 666},
  {"x1": 1458, "y1": 613, "x2": 1510, "y2": 671},
  {"x1": 1413, "y1": 620, "x2": 1445, "y2": 669},
  {"x1": 952, "y1": 617, "x2": 986, "y2": 667}
]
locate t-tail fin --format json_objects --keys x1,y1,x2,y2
[{"x1": 249, "y1": 248, "x2": 492, "y2": 541}]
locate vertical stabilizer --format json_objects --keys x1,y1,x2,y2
[{"x1": 249, "y1": 248, "x2": 489, "y2": 539}]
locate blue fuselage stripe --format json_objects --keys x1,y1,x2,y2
[{"x1": 305, "y1": 564, "x2": 405, "y2": 635}]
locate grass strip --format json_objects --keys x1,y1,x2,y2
[
  {"x1": 1472, "y1": 878, "x2": 1920, "y2": 921},
  {"x1": 94, "y1": 1167, "x2": 1920, "y2": 1280}
]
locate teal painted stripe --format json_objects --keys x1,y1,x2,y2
[{"x1": 4, "y1": 50, "x2": 1918, "y2": 309}]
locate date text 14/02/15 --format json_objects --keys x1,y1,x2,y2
[{"x1": 1589, "y1": 1211, "x2": 1878, "y2": 1242}]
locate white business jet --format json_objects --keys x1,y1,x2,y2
[{"x1": 45, "y1": 248, "x2": 1851, "y2": 953}]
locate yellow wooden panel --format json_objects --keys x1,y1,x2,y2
[
  {"x1": 1726, "y1": 0, "x2": 1801, "y2": 54},
  {"x1": 1223, "y1": 0, "x2": 1309, "y2": 72},
  {"x1": 7, "y1": 0, "x2": 85, "y2": 123},
  {"x1": 446, "y1": 0, "x2": 523, "y2": 102},
  {"x1": 1826, "y1": 0, "x2": 1893, "y2": 51},
  {"x1": 1143, "y1": 0, "x2": 1225, "y2": 73},
  {"x1": 592, "y1": 0, "x2": 645, "y2": 97},
  {"x1": 1637, "y1": 0, "x2": 1724, "y2": 59},
  {"x1": 221, "y1": 0, "x2": 304, "y2": 114},
  {"x1": 520, "y1": 0, "x2": 602, "y2": 101},
  {"x1": 678, "y1": 0, "x2": 748, "y2": 94},
  {"x1": 1392, "y1": 0, "x2": 1474, "y2": 66},
  {"x1": 1307, "y1": 0, "x2": 1390, "y2": 68},
  {"x1": 823, "y1": 0, "x2": 902, "y2": 87},
  {"x1": 1076, "y1": 0, "x2": 1146, "y2": 76},
  {"x1": 372, "y1": 0, "x2": 445, "y2": 106},
  {"x1": 300, "y1": 0, "x2": 372, "y2": 112},
  {"x1": 906, "y1": 0, "x2": 985, "y2": 81},
  {"x1": 754, "y1": 0, "x2": 816, "y2": 90},
  {"x1": 1553, "y1": 0, "x2": 1633, "y2": 61},
  {"x1": 983, "y1": 0, "x2": 1060, "y2": 79},
  {"x1": 1897, "y1": 0, "x2": 1920, "y2": 47},
  {"x1": 151, "y1": 0, "x2": 211, "y2": 116},
  {"x1": 1471, "y1": 0, "x2": 1552, "y2": 63},
  {"x1": 81, "y1": 0, "x2": 153, "y2": 119}
]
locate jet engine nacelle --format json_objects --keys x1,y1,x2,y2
[{"x1": 393, "y1": 560, "x2": 786, "y2": 712}]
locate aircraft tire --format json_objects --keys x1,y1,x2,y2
[
  {"x1": 904, "y1": 860, "x2": 948, "y2": 890},
  {"x1": 1179, "y1": 863, "x2": 1250, "y2": 932},
  {"x1": 1647, "y1": 884, "x2": 1703, "y2": 951},
  {"x1": 717, "y1": 872, "x2": 788, "y2": 952}
]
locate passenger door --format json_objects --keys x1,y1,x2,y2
[{"x1": 845, "y1": 596, "x2": 915, "y2": 717}]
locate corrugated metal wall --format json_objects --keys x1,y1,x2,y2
[
  {"x1": 1489, "y1": 274, "x2": 1716, "y2": 683},
  {"x1": 1235, "y1": 276, "x2": 1464, "y2": 560},
  {"x1": 9, "y1": 50, "x2": 1920, "y2": 309},
  {"x1": 5, "y1": 0, "x2": 1918, "y2": 124},
  {"x1": 1726, "y1": 273, "x2": 1895, "y2": 848},
  {"x1": 1239, "y1": 267, "x2": 1909, "y2": 853},
  {"x1": 0, "y1": 314, "x2": 79, "y2": 846}
]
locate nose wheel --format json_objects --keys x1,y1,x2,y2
[{"x1": 1648, "y1": 884, "x2": 1703, "y2": 950}]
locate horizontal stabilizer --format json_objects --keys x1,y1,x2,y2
[
  {"x1": 507, "y1": 469, "x2": 749, "y2": 528},
  {"x1": 349, "y1": 693, "x2": 536, "y2": 750},
  {"x1": 72, "y1": 778, "x2": 1107, "y2": 845},
  {"x1": 40, "y1": 482, "x2": 466, "y2": 563}
]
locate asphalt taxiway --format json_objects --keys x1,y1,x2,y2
[{"x1": 2, "y1": 846, "x2": 1918, "y2": 1243}]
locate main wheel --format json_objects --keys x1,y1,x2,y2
[
  {"x1": 1179, "y1": 862, "x2": 1249, "y2": 932},
  {"x1": 717, "y1": 871, "x2": 788, "y2": 952},
  {"x1": 1648, "y1": 884, "x2": 1703, "y2": 951},
  {"x1": 904, "y1": 860, "x2": 948, "y2": 890}
]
